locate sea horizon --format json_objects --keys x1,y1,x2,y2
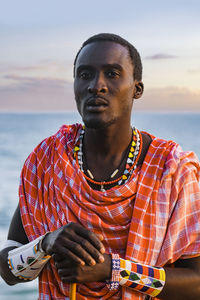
[{"x1": 0, "y1": 111, "x2": 200, "y2": 299}]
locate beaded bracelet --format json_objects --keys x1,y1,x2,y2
[
  {"x1": 107, "y1": 253, "x2": 120, "y2": 290},
  {"x1": 8, "y1": 234, "x2": 51, "y2": 281},
  {"x1": 107, "y1": 254, "x2": 166, "y2": 297},
  {"x1": 119, "y1": 258, "x2": 166, "y2": 297}
]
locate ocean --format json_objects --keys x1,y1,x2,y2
[{"x1": 0, "y1": 111, "x2": 200, "y2": 299}]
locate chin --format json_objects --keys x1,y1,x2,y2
[{"x1": 83, "y1": 116, "x2": 117, "y2": 130}]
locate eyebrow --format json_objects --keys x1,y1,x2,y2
[{"x1": 76, "y1": 63, "x2": 123, "y2": 72}]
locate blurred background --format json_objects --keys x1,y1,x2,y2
[
  {"x1": 1, "y1": 0, "x2": 200, "y2": 112},
  {"x1": 0, "y1": 0, "x2": 200, "y2": 299}
]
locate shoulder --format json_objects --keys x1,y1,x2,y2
[
  {"x1": 22, "y1": 123, "x2": 83, "y2": 173},
  {"x1": 142, "y1": 131, "x2": 177, "y2": 158},
  {"x1": 142, "y1": 131, "x2": 200, "y2": 181},
  {"x1": 141, "y1": 132, "x2": 178, "y2": 178},
  {"x1": 162, "y1": 143, "x2": 200, "y2": 181}
]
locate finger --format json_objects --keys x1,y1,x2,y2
[
  {"x1": 72, "y1": 235, "x2": 105, "y2": 264},
  {"x1": 52, "y1": 253, "x2": 65, "y2": 262},
  {"x1": 58, "y1": 267, "x2": 76, "y2": 277},
  {"x1": 74, "y1": 224, "x2": 105, "y2": 254},
  {"x1": 55, "y1": 260, "x2": 72, "y2": 269},
  {"x1": 60, "y1": 275, "x2": 77, "y2": 283},
  {"x1": 63, "y1": 239, "x2": 97, "y2": 266},
  {"x1": 56, "y1": 245, "x2": 85, "y2": 266},
  {"x1": 58, "y1": 270, "x2": 75, "y2": 283},
  {"x1": 52, "y1": 235, "x2": 99, "y2": 266},
  {"x1": 57, "y1": 267, "x2": 79, "y2": 283},
  {"x1": 96, "y1": 234, "x2": 104, "y2": 241}
]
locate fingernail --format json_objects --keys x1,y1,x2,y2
[
  {"x1": 98, "y1": 234, "x2": 104, "y2": 241},
  {"x1": 90, "y1": 259, "x2": 96, "y2": 266},
  {"x1": 100, "y1": 247, "x2": 105, "y2": 254},
  {"x1": 99, "y1": 255, "x2": 104, "y2": 263},
  {"x1": 80, "y1": 261, "x2": 85, "y2": 266}
]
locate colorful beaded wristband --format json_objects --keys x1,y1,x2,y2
[
  {"x1": 119, "y1": 258, "x2": 166, "y2": 297},
  {"x1": 107, "y1": 254, "x2": 166, "y2": 297},
  {"x1": 107, "y1": 253, "x2": 120, "y2": 290},
  {"x1": 8, "y1": 234, "x2": 51, "y2": 281}
]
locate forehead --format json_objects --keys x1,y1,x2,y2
[{"x1": 75, "y1": 41, "x2": 133, "y2": 70}]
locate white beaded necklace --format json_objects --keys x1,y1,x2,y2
[{"x1": 75, "y1": 127, "x2": 141, "y2": 191}]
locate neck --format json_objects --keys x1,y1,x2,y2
[
  {"x1": 82, "y1": 123, "x2": 134, "y2": 182},
  {"x1": 84, "y1": 123, "x2": 133, "y2": 158}
]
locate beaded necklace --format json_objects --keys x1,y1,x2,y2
[{"x1": 73, "y1": 127, "x2": 142, "y2": 191}]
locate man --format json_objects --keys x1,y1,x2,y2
[{"x1": 0, "y1": 33, "x2": 200, "y2": 300}]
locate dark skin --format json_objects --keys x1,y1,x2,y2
[
  {"x1": 1, "y1": 206, "x2": 200, "y2": 300},
  {"x1": 1, "y1": 41, "x2": 200, "y2": 299},
  {"x1": 74, "y1": 41, "x2": 143, "y2": 181}
]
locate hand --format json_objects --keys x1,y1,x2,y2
[
  {"x1": 42, "y1": 222, "x2": 105, "y2": 266},
  {"x1": 53, "y1": 253, "x2": 112, "y2": 283}
]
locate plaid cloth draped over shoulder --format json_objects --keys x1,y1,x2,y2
[{"x1": 19, "y1": 124, "x2": 200, "y2": 300}]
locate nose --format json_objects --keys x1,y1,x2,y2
[
  {"x1": 87, "y1": 74, "x2": 108, "y2": 94},
  {"x1": 88, "y1": 86, "x2": 107, "y2": 94}
]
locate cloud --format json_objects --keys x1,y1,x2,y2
[
  {"x1": 0, "y1": 61, "x2": 73, "y2": 81},
  {"x1": 134, "y1": 86, "x2": 200, "y2": 111},
  {"x1": 145, "y1": 53, "x2": 178, "y2": 60},
  {"x1": 0, "y1": 75, "x2": 76, "y2": 111},
  {"x1": 187, "y1": 68, "x2": 200, "y2": 74},
  {"x1": 3, "y1": 74, "x2": 67, "y2": 88},
  {"x1": 0, "y1": 65, "x2": 43, "y2": 72},
  {"x1": 1, "y1": 76, "x2": 200, "y2": 112},
  {"x1": 0, "y1": 62, "x2": 43, "y2": 73}
]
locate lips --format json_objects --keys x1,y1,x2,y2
[
  {"x1": 86, "y1": 96, "x2": 108, "y2": 107},
  {"x1": 86, "y1": 96, "x2": 108, "y2": 112}
]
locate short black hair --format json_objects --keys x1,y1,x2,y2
[{"x1": 73, "y1": 33, "x2": 142, "y2": 81}]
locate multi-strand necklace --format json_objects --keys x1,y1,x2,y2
[{"x1": 73, "y1": 127, "x2": 142, "y2": 191}]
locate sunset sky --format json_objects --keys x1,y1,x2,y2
[{"x1": 1, "y1": 0, "x2": 200, "y2": 111}]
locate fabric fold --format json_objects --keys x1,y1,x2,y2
[{"x1": 19, "y1": 124, "x2": 200, "y2": 300}]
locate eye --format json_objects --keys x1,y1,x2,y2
[
  {"x1": 78, "y1": 71, "x2": 92, "y2": 80},
  {"x1": 106, "y1": 70, "x2": 120, "y2": 78}
]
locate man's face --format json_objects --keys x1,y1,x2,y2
[{"x1": 74, "y1": 41, "x2": 143, "y2": 129}]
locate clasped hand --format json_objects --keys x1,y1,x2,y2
[{"x1": 42, "y1": 222, "x2": 111, "y2": 283}]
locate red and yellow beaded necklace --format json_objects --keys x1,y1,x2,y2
[{"x1": 74, "y1": 127, "x2": 142, "y2": 191}]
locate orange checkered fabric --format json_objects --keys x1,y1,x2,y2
[{"x1": 19, "y1": 124, "x2": 200, "y2": 300}]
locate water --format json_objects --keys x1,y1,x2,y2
[{"x1": 0, "y1": 111, "x2": 200, "y2": 299}]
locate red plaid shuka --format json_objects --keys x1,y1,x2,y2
[{"x1": 19, "y1": 124, "x2": 200, "y2": 300}]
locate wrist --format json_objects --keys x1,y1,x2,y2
[
  {"x1": 8, "y1": 235, "x2": 51, "y2": 281},
  {"x1": 40, "y1": 232, "x2": 51, "y2": 254},
  {"x1": 104, "y1": 253, "x2": 112, "y2": 280},
  {"x1": 106, "y1": 253, "x2": 120, "y2": 290},
  {"x1": 119, "y1": 258, "x2": 166, "y2": 297}
]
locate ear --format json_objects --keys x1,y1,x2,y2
[{"x1": 133, "y1": 81, "x2": 144, "y2": 99}]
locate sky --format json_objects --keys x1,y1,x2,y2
[{"x1": 0, "y1": 0, "x2": 200, "y2": 111}]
